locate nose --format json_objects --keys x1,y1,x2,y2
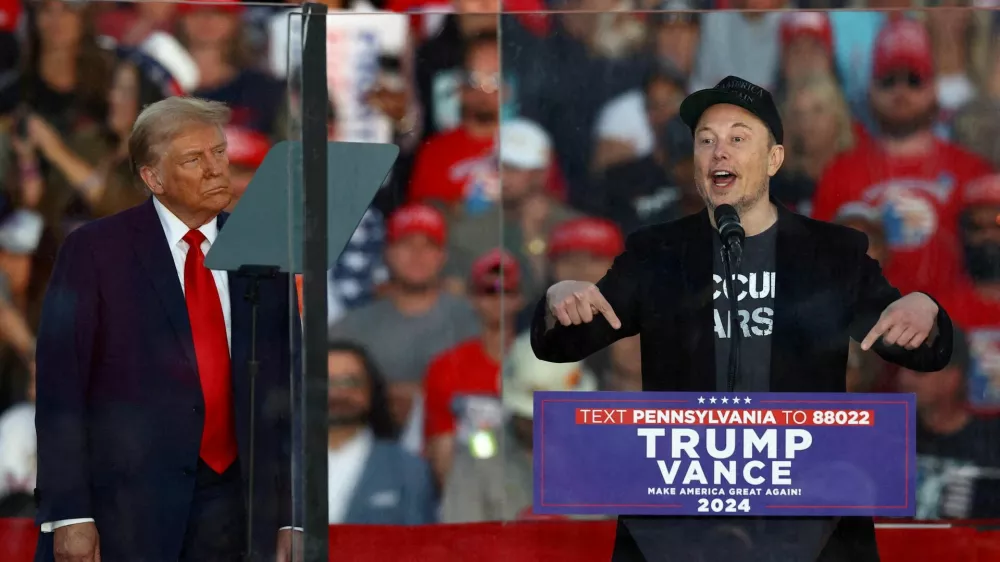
[
  {"x1": 712, "y1": 143, "x2": 730, "y2": 162},
  {"x1": 203, "y1": 151, "x2": 225, "y2": 176}
]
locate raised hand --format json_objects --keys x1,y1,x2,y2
[
  {"x1": 546, "y1": 280, "x2": 621, "y2": 329},
  {"x1": 861, "y1": 293, "x2": 939, "y2": 351}
]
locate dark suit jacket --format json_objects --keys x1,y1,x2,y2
[
  {"x1": 530, "y1": 204, "x2": 954, "y2": 562},
  {"x1": 33, "y1": 199, "x2": 297, "y2": 562}
]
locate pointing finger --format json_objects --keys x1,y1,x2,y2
[
  {"x1": 861, "y1": 317, "x2": 889, "y2": 351},
  {"x1": 591, "y1": 290, "x2": 622, "y2": 330}
]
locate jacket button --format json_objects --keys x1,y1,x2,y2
[{"x1": 192, "y1": 405, "x2": 202, "y2": 414}]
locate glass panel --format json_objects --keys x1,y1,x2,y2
[
  {"x1": 498, "y1": 2, "x2": 1000, "y2": 558},
  {"x1": 2, "y1": 1, "x2": 302, "y2": 560}
]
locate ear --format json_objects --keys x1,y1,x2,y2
[
  {"x1": 139, "y1": 166, "x2": 164, "y2": 195},
  {"x1": 767, "y1": 144, "x2": 785, "y2": 177}
]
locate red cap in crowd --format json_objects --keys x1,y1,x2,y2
[
  {"x1": 872, "y1": 19, "x2": 934, "y2": 81},
  {"x1": 963, "y1": 175, "x2": 1000, "y2": 207},
  {"x1": 780, "y1": 12, "x2": 833, "y2": 55},
  {"x1": 0, "y1": 0, "x2": 22, "y2": 33},
  {"x1": 470, "y1": 248, "x2": 521, "y2": 293},
  {"x1": 225, "y1": 126, "x2": 271, "y2": 170},
  {"x1": 178, "y1": 0, "x2": 245, "y2": 16},
  {"x1": 547, "y1": 218, "x2": 624, "y2": 259},
  {"x1": 386, "y1": 203, "x2": 446, "y2": 246}
]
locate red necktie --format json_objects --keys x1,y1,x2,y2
[{"x1": 183, "y1": 229, "x2": 237, "y2": 474}]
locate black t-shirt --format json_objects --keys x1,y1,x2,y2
[
  {"x1": 914, "y1": 415, "x2": 1000, "y2": 519},
  {"x1": 713, "y1": 223, "x2": 777, "y2": 392}
]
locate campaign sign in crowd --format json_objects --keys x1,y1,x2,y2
[{"x1": 533, "y1": 392, "x2": 917, "y2": 518}]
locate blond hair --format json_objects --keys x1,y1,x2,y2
[
  {"x1": 128, "y1": 97, "x2": 231, "y2": 178},
  {"x1": 780, "y1": 74, "x2": 854, "y2": 175}
]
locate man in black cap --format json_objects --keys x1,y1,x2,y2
[{"x1": 531, "y1": 76, "x2": 956, "y2": 561}]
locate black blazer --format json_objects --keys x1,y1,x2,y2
[
  {"x1": 530, "y1": 204, "x2": 954, "y2": 562},
  {"x1": 33, "y1": 199, "x2": 297, "y2": 562}
]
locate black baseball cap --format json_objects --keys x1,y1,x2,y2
[{"x1": 679, "y1": 76, "x2": 784, "y2": 145}]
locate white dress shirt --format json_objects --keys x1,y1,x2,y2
[
  {"x1": 42, "y1": 199, "x2": 237, "y2": 533},
  {"x1": 327, "y1": 429, "x2": 373, "y2": 524}
]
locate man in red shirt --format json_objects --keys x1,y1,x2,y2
[
  {"x1": 937, "y1": 175, "x2": 1000, "y2": 412},
  {"x1": 407, "y1": 33, "x2": 499, "y2": 211},
  {"x1": 812, "y1": 19, "x2": 993, "y2": 297},
  {"x1": 422, "y1": 249, "x2": 523, "y2": 486}
]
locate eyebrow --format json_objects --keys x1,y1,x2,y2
[
  {"x1": 695, "y1": 122, "x2": 756, "y2": 136},
  {"x1": 178, "y1": 141, "x2": 227, "y2": 157}
]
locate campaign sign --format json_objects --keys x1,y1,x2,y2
[{"x1": 533, "y1": 391, "x2": 916, "y2": 517}]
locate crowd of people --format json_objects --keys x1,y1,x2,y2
[{"x1": 0, "y1": 0, "x2": 997, "y2": 531}]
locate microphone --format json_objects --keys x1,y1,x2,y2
[
  {"x1": 714, "y1": 204, "x2": 745, "y2": 257},
  {"x1": 714, "y1": 204, "x2": 744, "y2": 393}
]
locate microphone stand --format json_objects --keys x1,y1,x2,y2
[
  {"x1": 722, "y1": 242, "x2": 742, "y2": 393},
  {"x1": 238, "y1": 264, "x2": 279, "y2": 562}
]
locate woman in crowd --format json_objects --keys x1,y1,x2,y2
[
  {"x1": 14, "y1": 32, "x2": 198, "y2": 234},
  {"x1": 771, "y1": 72, "x2": 856, "y2": 215},
  {"x1": 19, "y1": 0, "x2": 112, "y2": 135}
]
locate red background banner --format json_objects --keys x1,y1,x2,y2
[{"x1": 3, "y1": 519, "x2": 1000, "y2": 561}]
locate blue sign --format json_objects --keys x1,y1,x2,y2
[{"x1": 533, "y1": 391, "x2": 916, "y2": 517}]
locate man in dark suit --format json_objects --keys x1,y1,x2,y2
[
  {"x1": 531, "y1": 76, "x2": 955, "y2": 562},
  {"x1": 33, "y1": 97, "x2": 299, "y2": 562}
]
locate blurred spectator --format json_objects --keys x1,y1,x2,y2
[
  {"x1": 926, "y1": 7, "x2": 977, "y2": 119},
  {"x1": 408, "y1": 32, "x2": 498, "y2": 211},
  {"x1": 177, "y1": 0, "x2": 284, "y2": 136},
  {"x1": 415, "y1": 0, "x2": 499, "y2": 136},
  {"x1": 952, "y1": 36, "x2": 1000, "y2": 171},
  {"x1": 688, "y1": 1, "x2": 783, "y2": 93},
  {"x1": 439, "y1": 332, "x2": 596, "y2": 522},
  {"x1": 325, "y1": 341, "x2": 436, "y2": 525},
  {"x1": 95, "y1": 2, "x2": 178, "y2": 47},
  {"x1": 592, "y1": 59, "x2": 687, "y2": 172},
  {"x1": 0, "y1": 360, "x2": 33, "y2": 511},
  {"x1": 775, "y1": 12, "x2": 836, "y2": 105},
  {"x1": 268, "y1": 0, "x2": 416, "y2": 147},
  {"x1": 650, "y1": 4, "x2": 699, "y2": 80},
  {"x1": 547, "y1": 217, "x2": 624, "y2": 287},
  {"x1": 813, "y1": 19, "x2": 994, "y2": 297},
  {"x1": 328, "y1": 203, "x2": 479, "y2": 431},
  {"x1": 587, "y1": 114, "x2": 690, "y2": 233},
  {"x1": 938, "y1": 175, "x2": 1000, "y2": 411},
  {"x1": 509, "y1": 6, "x2": 649, "y2": 206},
  {"x1": 772, "y1": 73, "x2": 855, "y2": 216},
  {"x1": 222, "y1": 125, "x2": 271, "y2": 212},
  {"x1": 900, "y1": 329, "x2": 1000, "y2": 520},
  {"x1": 603, "y1": 335, "x2": 642, "y2": 391},
  {"x1": 444, "y1": 118, "x2": 577, "y2": 299},
  {"x1": 15, "y1": 32, "x2": 194, "y2": 233},
  {"x1": 536, "y1": 217, "x2": 627, "y2": 380},
  {"x1": 835, "y1": 206, "x2": 894, "y2": 393},
  {"x1": 19, "y1": 0, "x2": 113, "y2": 134},
  {"x1": 827, "y1": 7, "x2": 887, "y2": 123},
  {"x1": 423, "y1": 249, "x2": 523, "y2": 485}
]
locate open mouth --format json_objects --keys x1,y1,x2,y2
[{"x1": 711, "y1": 170, "x2": 738, "y2": 188}]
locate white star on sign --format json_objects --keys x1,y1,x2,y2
[
  {"x1": 732, "y1": 397, "x2": 741, "y2": 404},
  {"x1": 709, "y1": 397, "x2": 717, "y2": 404},
  {"x1": 697, "y1": 396, "x2": 705, "y2": 404},
  {"x1": 744, "y1": 397, "x2": 752, "y2": 404},
  {"x1": 721, "y1": 397, "x2": 729, "y2": 404}
]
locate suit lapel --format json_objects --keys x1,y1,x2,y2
[
  {"x1": 129, "y1": 199, "x2": 198, "y2": 373},
  {"x1": 679, "y1": 210, "x2": 716, "y2": 392},
  {"x1": 770, "y1": 203, "x2": 811, "y2": 392}
]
